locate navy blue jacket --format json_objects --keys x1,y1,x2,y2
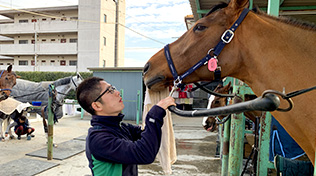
[{"x1": 86, "y1": 105, "x2": 166, "y2": 176}]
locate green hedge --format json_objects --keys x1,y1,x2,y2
[{"x1": 15, "y1": 71, "x2": 93, "y2": 99}]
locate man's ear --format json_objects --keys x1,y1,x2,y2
[{"x1": 91, "y1": 101, "x2": 102, "y2": 112}]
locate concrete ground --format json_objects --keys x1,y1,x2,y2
[{"x1": 0, "y1": 113, "x2": 221, "y2": 176}]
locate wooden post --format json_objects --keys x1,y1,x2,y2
[{"x1": 47, "y1": 84, "x2": 54, "y2": 160}]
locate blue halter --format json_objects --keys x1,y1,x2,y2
[
  {"x1": 0, "y1": 69, "x2": 12, "y2": 92},
  {"x1": 164, "y1": 8, "x2": 250, "y2": 90}
]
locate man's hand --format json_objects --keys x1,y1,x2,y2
[{"x1": 156, "y1": 96, "x2": 176, "y2": 110}]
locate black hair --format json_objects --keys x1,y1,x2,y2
[
  {"x1": 76, "y1": 77, "x2": 104, "y2": 115},
  {"x1": 19, "y1": 115, "x2": 26, "y2": 121}
]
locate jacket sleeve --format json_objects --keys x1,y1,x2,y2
[
  {"x1": 123, "y1": 123, "x2": 142, "y2": 141},
  {"x1": 89, "y1": 105, "x2": 166, "y2": 164}
]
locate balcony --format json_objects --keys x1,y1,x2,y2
[
  {"x1": 0, "y1": 43, "x2": 77, "y2": 55},
  {"x1": 0, "y1": 21, "x2": 78, "y2": 35},
  {"x1": 0, "y1": 65, "x2": 78, "y2": 72}
]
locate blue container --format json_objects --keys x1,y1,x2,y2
[{"x1": 32, "y1": 101, "x2": 42, "y2": 106}]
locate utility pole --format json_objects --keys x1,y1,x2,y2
[{"x1": 114, "y1": 0, "x2": 119, "y2": 67}]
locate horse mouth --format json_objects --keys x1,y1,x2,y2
[
  {"x1": 144, "y1": 75, "x2": 166, "y2": 90},
  {"x1": 204, "y1": 121, "x2": 217, "y2": 132}
]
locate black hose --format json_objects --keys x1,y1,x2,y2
[{"x1": 168, "y1": 93, "x2": 280, "y2": 117}]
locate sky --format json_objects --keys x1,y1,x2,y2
[{"x1": 0, "y1": 0, "x2": 192, "y2": 67}]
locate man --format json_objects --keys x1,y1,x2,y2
[{"x1": 76, "y1": 77, "x2": 176, "y2": 176}]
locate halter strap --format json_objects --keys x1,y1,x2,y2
[
  {"x1": 213, "y1": 8, "x2": 250, "y2": 56},
  {"x1": 0, "y1": 70, "x2": 4, "y2": 78},
  {"x1": 164, "y1": 8, "x2": 250, "y2": 89},
  {"x1": 71, "y1": 76, "x2": 78, "y2": 88}
]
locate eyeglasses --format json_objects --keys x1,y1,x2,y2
[{"x1": 94, "y1": 85, "x2": 116, "y2": 102}]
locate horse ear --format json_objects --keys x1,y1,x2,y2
[
  {"x1": 7, "y1": 65, "x2": 12, "y2": 73},
  {"x1": 229, "y1": 0, "x2": 249, "y2": 11}
]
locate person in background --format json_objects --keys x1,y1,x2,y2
[
  {"x1": 6, "y1": 115, "x2": 35, "y2": 140},
  {"x1": 76, "y1": 77, "x2": 176, "y2": 176}
]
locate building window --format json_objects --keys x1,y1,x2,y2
[
  {"x1": 103, "y1": 37, "x2": 106, "y2": 46},
  {"x1": 0, "y1": 63, "x2": 3, "y2": 65},
  {"x1": 19, "y1": 19, "x2": 28, "y2": 23},
  {"x1": 69, "y1": 60, "x2": 77, "y2": 66},
  {"x1": 19, "y1": 60, "x2": 28, "y2": 65},
  {"x1": 60, "y1": 60, "x2": 66, "y2": 66},
  {"x1": 104, "y1": 14, "x2": 107, "y2": 23},
  {"x1": 42, "y1": 39, "x2": 46, "y2": 42},
  {"x1": 19, "y1": 40, "x2": 28, "y2": 44},
  {"x1": 50, "y1": 60, "x2": 55, "y2": 66},
  {"x1": 61, "y1": 17, "x2": 67, "y2": 21},
  {"x1": 31, "y1": 19, "x2": 37, "y2": 22},
  {"x1": 60, "y1": 39, "x2": 66, "y2": 43},
  {"x1": 51, "y1": 39, "x2": 55, "y2": 42},
  {"x1": 51, "y1": 18, "x2": 56, "y2": 21},
  {"x1": 69, "y1": 38, "x2": 77, "y2": 43},
  {"x1": 41, "y1": 60, "x2": 46, "y2": 66},
  {"x1": 42, "y1": 18, "x2": 47, "y2": 21},
  {"x1": 31, "y1": 40, "x2": 35, "y2": 44},
  {"x1": 31, "y1": 60, "x2": 35, "y2": 65}
]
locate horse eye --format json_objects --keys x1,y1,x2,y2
[{"x1": 193, "y1": 24, "x2": 207, "y2": 32}]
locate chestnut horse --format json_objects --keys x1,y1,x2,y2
[
  {"x1": 143, "y1": 0, "x2": 316, "y2": 164},
  {"x1": 0, "y1": 65, "x2": 18, "y2": 101},
  {"x1": 203, "y1": 82, "x2": 260, "y2": 132}
]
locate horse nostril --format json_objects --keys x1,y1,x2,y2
[{"x1": 143, "y1": 62, "x2": 150, "y2": 75}]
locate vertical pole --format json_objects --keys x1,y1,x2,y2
[
  {"x1": 228, "y1": 113, "x2": 245, "y2": 175},
  {"x1": 221, "y1": 118, "x2": 231, "y2": 176},
  {"x1": 120, "y1": 89, "x2": 124, "y2": 114},
  {"x1": 268, "y1": 0, "x2": 280, "y2": 16},
  {"x1": 227, "y1": 86, "x2": 245, "y2": 175},
  {"x1": 114, "y1": 0, "x2": 119, "y2": 67},
  {"x1": 81, "y1": 107, "x2": 84, "y2": 120},
  {"x1": 257, "y1": 112, "x2": 274, "y2": 175},
  {"x1": 136, "y1": 90, "x2": 140, "y2": 125},
  {"x1": 47, "y1": 85, "x2": 54, "y2": 160},
  {"x1": 314, "y1": 151, "x2": 316, "y2": 176}
]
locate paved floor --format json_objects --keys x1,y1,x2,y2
[{"x1": 1, "y1": 113, "x2": 221, "y2": 176}]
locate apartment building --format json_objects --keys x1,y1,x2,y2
[{"x1": 0, "y1": 0, "x2": 125, "y2": 72}]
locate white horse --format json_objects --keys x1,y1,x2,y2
[{"x1": 1, "y1": 73, "x2": 83, "y2": 141}]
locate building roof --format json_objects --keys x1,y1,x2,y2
[
  {"x1": 189, "y1": 0, "x2": 316, "y2": 23},
  {"x1": 88, "y1": 67, "x2": 144, "y2": 72},
  {"x1": 0, "y1": 5, "x2": 78, "y2": 19}
]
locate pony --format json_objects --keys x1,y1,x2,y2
[
  {"x1": 2, "y1": 73, "x2": 83, "y2": 140},
  {"x1": 0, "y1": 65, "x2": 19, "y2": 101},
  {"x1": 202, "y1": 82, "x2": 260, "y2": 132},
  {"x1": 143, "y1": 0, "x2": 316, "y2": 164}
]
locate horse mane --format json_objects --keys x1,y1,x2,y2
[
  {"x1": 205, "y1": 2, "x2": 228, "y2": 17},
  {"x1": 53, "y1": 76, "x2": 71, "y2": 87},
  {"x1": 206, "y1": 3, "x2": 316, "y2": 31},
  {"x1": 253, "y1": 7, "x2": 316, "y2": 31}
]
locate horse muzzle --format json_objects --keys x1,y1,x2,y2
[{"x1": 0, "y1": 91, "x2": 9, "y2": 101}]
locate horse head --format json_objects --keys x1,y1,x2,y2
[
  {"x1": 0, "y1": 65, "x2": 19, "y2": 101},
  {"x1": 143, "y1": 0, "x2": 250, "y2": 91},
  {"x1": 71, "y1": 72, "x2": 84, "y2": 89},
  {"x1": 203, "y1": 82, "x2": 231, "y2": 132}
]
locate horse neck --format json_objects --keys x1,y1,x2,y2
[{"x1": 230, "y1": 12, "x2": 316, "y2": 95}]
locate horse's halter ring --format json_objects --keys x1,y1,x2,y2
[
  {"x1": 0, "y1": 70, "x2": 12, "y2": 92},
  {"x1": 164, "y1": 8, "x2": 250, "y2": 96}
]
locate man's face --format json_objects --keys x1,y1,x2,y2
[{"x1": 94, "y1": 81, "x2": 124, "y2": 116}]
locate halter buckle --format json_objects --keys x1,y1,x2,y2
[
  {"x1": 174, "y1": 76, "x2": 182, "y2": 88},
  {"x1": 221, "y1": 29, "x2": 234, "y2": 44}
]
